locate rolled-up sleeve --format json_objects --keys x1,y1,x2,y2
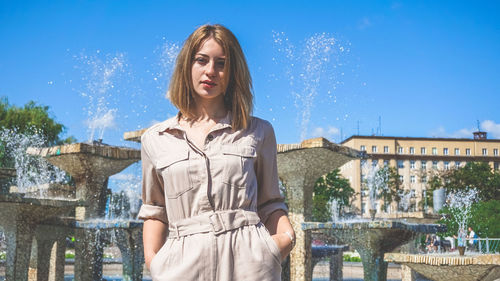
[
  {"x1": 256, "y1": 121, "x2": 288, "y2": 224},
  {"x1": 137, "y1": 136, "x2": 168, "y2": 224}
]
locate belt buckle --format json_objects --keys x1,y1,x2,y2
[{"x1": 209, "y1": 213, "x2": 226, "y2": 235}]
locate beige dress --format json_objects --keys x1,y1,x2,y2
[{"x1": 138, "y1": 112, "x2": 287, "y2": 281}]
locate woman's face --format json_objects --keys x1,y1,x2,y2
[{"x1": 191, "y1": 38, "x2": 226, "y2": 102}]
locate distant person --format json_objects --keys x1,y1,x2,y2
[
  {"x1": 467, "y1": 226, "x2": 479, "y2": 251},
  {"x1": 138, "y1": 24, "x2": 295, "y2": 280},
  {"x1": 444, "y1": 236, "x2": 455, "y2": 251}
]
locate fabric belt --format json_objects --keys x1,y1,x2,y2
[{"x1": 168, "y1": 209, "x2": 261, "y2": 239}]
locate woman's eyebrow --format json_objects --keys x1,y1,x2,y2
[{"x1": 195, "y1": 52, "x2": 226, "y2": 59}]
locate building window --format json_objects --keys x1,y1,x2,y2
[
  {"x1": 482, "y1": 148, "x2": 488, "y2": 156},
  {"x1": 410, "y1": 189, "x2": 416, "y2": 197},
  {"x1": 455, "y1": 161, "x2": 461, "y2": 168},
  {"x1": 384, "y1": 146, "x2": 389, "y2": 153},
  {"x1": 360, "y1": 145, "x2": 366, "y2": 151},
  {"x1": 444, "y1": 161, "x2": 450, "y2": 170},
  {"x1": 494, "y1": 149, "x2": 498, "y2": 156},
  {"x1": 432, "y1": 161, "x2": 438, "y2": 169},
  {"x1": 432, "y1": 147, "x2": 437, "y2": 155},
  {"x1": 421, "y1": 161, "x2": 427, "y2": 170},
  {"x1": 397, "y1": 160, "x2": 404, "y2": 168},
  {"x1": 421, "y1": 147, "x2": 426, "y2": 155},
  {"x1": 466, "y1": 148, "x2": 471, "y2": 156},
  {"x1": 410, "y1": 160, "x2": 415, "y2": 169},
  {"x1": 494, "y1": 162, "x2": 499, "y2": 170},
  {"x1": 443, "y1": 148, "x2": 449, "y2": 155},
  {"x1": 422, "y1": 176, "x2": 427, "y2": 183},
  {"x1": 372, "y1": 145, "x2": 378, "y2": 153},
  {"x1": 399, "y1": 175, "x2": 404, "y2": 183},
  {"x1": 372, "y1": 159, "x2": 378, "y2": 167},
  {"x1": 398, "y1": 147, "x2": 404, "y2": 154},
  {"x1": 410, "y1": 175, "x2": 416, "y2": 183},
  {"x1": 455, "y1": 148, "x2": 460, "y2": 155},
  {"x1": 409, "y1": 147, "x2": 415, "y2": 154},
  {"x1": 383, "y1": 160, "x2": 389, "y2": 166}
]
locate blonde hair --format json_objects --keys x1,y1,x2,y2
[{"x1": 169, "y1": 24, "x2": 253, "y2": 131}]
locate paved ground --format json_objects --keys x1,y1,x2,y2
[{"x1": 1, "y1": 260, "x2": 403, "y2": 280}]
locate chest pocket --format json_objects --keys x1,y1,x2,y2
[
  {"x1": 221, "y1": 145, "x2": 257, "y2": 188},
  {"x1": 156, "y1": 149, "x2": 194, "y2": 199}
]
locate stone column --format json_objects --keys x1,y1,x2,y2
[
  {"x1": 3, "y1": 221, "x2": 35, "y2": 281},
  {"x1": 401, "y1": 265, "x2": 417, "y2": 281},
  {"x1": 329, "y1": 249, "x2": 344, "y2": 281},
  {"x1": 358, "y1": 250, "x2": 388, "y2": 281},
  {"x1": 74, "y1": 228, "x2": 104, "y2": 281},
  {"x1": 277, "y1": 139, "x2": 359, "y2": 281},
  {"x1": 115, "y1": 227, "x2": 144, "y2": 281},
  {"x1": 30, "y1": 224, "x2": 69, "y2": 281}
]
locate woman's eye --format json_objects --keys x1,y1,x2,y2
[
  {"x1": 195, "y1": 57, "x2": 207, "y2": 64},
  {"x1": 216, "y1": 61, "x2": 225, "y2": 67}
]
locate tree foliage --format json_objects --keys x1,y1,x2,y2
[
  {"x1": 312, "y1": 169, "x2": 355, "y2": 222},
  {"x1": 0, "y1": 97, "x2": 75, "y2": 167},
  {"x1": 434, "y1": 162, "x2": 500, "y2": 238},
  {"x1": 370, "y1": 166, "x2": 402, "y2": 211},
  {"x1": 441, "y1": 162, "x2": 500, "y2": 201}
]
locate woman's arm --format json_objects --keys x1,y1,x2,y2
[
  {"x1": 143, "y1": 219, "x2": 168, "y2": 270},
  {"x1": 265, "y1": 209, "x2": 295, "y2": 260}
]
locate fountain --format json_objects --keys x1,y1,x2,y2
[
  {"x1": 383, "y1": 189, "x2": 500, "y2": 281},
  {"x1": 276, "y1": 137, "x2": 361, "y2": 281},
  {"x1": 385, "y1": 253, "x2": 500, "y2": 281},
  {"x1": 26, "y1": 142, "x2": 141, "y2": 281},
  {"x1": 276, "y1": 137, "x2": 449, "y2": 281},
  {"x1": 303, "y1": 220, "x2": 445, "y2": 281},
  {"x1": 0, "y1": 131, "x2": 84, "y2": 281}
]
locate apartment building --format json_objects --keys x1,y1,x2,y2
[{"x1": 339, "y1": 132, "x2": 500, "y2": 215}]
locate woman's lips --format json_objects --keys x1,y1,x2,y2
[{"x1": 201, "y1": 81, "x2": 216, "y2": 88}]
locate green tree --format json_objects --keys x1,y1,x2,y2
[
  {"x1": 421, "y1": 170, "x2": 446, "y2": 210},
  {"x1": 442, "y1": 162, "x2": 500, "y2": 201},
  {"x1": 435, "y1": 162, "x2": 500, "y2": 238},
  {"x1": 312, "y1": 169, "x2": 355, "y2": 222},
  {"x1": 438, "y1": 200, "x2": 500, "y2": 238},
  {"x1": 0, "y1": 97, "x2": 75, "y2": 167},
  {"x1": 370, "y1": 166, "x2": 402, "y2": 211}
]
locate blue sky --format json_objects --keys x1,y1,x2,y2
[{"x1": 2, "y1": 0, "x2": 500, "y2": 147}]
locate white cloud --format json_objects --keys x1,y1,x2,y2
[
  {"x1": 428, "y1": 120, "x2": 500, "y2": 139},
  {"x1": 358, "y1": 17, "x2": 372, "y2": 30},
  {"x1": 311, "y1": 126, "x2": 340, "y2": 142},
  {"x1": 429, "y1": 126, "x2": 472, "y2": 138},
  {"x1": 428, "y1": 126, "x2": 447, "y2": 138},
  {"x1": 481, "y1": 120, "x2": 500, "y2": 138},
  {"x1": 450, "y1": 128, "x2": 474, "y2": 138}
]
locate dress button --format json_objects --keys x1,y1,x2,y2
[{"x1": 207, "y1": 134, "x2": 214, "y2": 141}]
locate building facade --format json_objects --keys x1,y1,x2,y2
[{"x1": 339, "y1": 133, "x2": 500, "y2": 215}]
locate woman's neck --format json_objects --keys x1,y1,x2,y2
[{"x1": 191, "y1": 96, "x2": 227, "y2": 122}]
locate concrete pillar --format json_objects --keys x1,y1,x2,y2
[
  {"x1": 401, "y1": 265, "x2": 417, "y2": 281},
  {"x1": 3, "y1": 221, "x2": 35, "y2": 281},
  {"x1": 74, "y1": 228, "x2": 104, "y2": 281},
  {"x1": 29, "y1": 225, "x2": 69, "y2": 281},
  {"x1": 329, "y1": 250, "x2": 344, "y2": 281},
  {"x1": 115, "y1": 227, "x2": 144, "y2": 281},
  {"x1": 358, "y1": 250, "x2": 388, "y2": 281}
]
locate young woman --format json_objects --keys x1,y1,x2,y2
[{"x1": 138, "y1": 24, "x2": 295, "y2": 281}]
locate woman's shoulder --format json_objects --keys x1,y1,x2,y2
[
  {"x1": 141, "y1": 115, "x2": 179, "y2": 143},
  {"x1": 249, "y1": 116, "x2": 274, "y2": 133}
]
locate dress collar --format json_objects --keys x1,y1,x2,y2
[{"x1": 155, "y1": 111, "x2": 233, "y2": 134}]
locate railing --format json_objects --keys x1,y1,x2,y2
[{"x1": 465, "y1": 238, "x2": 500, "y2": 253}]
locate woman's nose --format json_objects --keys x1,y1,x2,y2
[{"x1": 205, "y1": 61, "x2": 216, "y2": 76}]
